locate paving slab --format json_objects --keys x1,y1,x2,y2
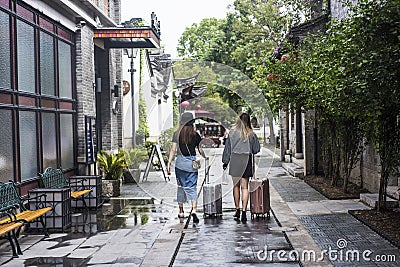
[{"x1": 298, "y1": 214, "x2": 400, "y2": 266}]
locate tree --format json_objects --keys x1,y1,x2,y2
[{"x1": 255, "y1": 0, "x2": 400, "y2": 206}]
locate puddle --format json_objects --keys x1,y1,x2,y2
[
  {"x1": 66, "y1": 197, "x2": 172, "y2": 234},
  {"x1": 269, "y1": 226, "x2": 297, "y2": 232}
]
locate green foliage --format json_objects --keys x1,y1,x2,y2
[
  {"x1": 255, "y1": 0, "x2": 400, "y2": 203},
  {"x1": 136, "y1": 49, "x2": 149, "y2": 147},
  {"x1": 122, "y1": 147, "x2": 148, "y2": 169},
  {"x1": 177, "y1": 18, "x2": 227, "y2": 61},
  {"x1": 97, "y1": 150, "x2": 127, "y2": 180},
  {"x1": 159, "y1": 128, "x2": 175, "y2": 153},
  {"x1": 136, "y1": 128, "x2": 148, "y2": 146}
]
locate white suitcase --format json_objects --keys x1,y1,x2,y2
[{"x1": 203, "y1": 158, "x2": 222, "y2": 217}]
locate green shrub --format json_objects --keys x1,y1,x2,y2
[
  {"x1": 159, "y1": 127, "x2": 175, "y2": 152},
  {"x1": 97, "y1": 150, "x2": 127, "y2": 180},
  {"x1": 122, "y1": 147, "x2": 148, "y2": 169}
]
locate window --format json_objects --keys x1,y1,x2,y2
[
  {"x1": 17, "y1": 19, "x2": 35, "y2": 93},
  {"x1": 40, "y1": 31, "x2": 55, "y2": 95},
  {"x1": 42, "y1": 112, "x2": 57, "y2": 168},
  {"x1": 58, "y1": 40, "x2": 72, "y2": 98},
  {"x1": 0, "y1": 11, "x2": 10, "y2": 89},
  {"x1": 0, "y1": 3, "x2": 76, "y2": 183},
  {"x1": 60, "y1": 113, "x2": 74, "y2": 169},
  {"x1": 19, "y1": 111, "x2": 37, "y2": 180},
  {"x1": 0, "y1": 109, "x2": 13, "y2": 182}
]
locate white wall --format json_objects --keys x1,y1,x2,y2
[
  {"x1": 122, "y1": 51, "x2": 140, "y2": 148},
  {"x1": 122, "y1": 50, "x2": 174, "y2": 147}
]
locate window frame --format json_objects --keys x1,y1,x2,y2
[{"x1": 0, "y1": 1, "x2": 76, "y2": 184}]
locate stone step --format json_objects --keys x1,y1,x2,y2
[
  {"x1": 387, "y1": 186, "x2": 399, "y2": 200},
  {"x1": 282, "y1": 162, "x2": 304, "y2": 179},
  {"x1": 360, "y1": 193, "x2": 399, "y2": 208}
]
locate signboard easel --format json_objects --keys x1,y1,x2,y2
[{"x1": 143, "y1": 144, "x2": 169, "y2": 182}]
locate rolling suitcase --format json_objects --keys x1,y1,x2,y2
[
  {"x1": 250, "y1": 177, "x2": 271, "y2": 219},
  {"x1": 203, "y1": 158, "x2": 223, "y2": 217}
]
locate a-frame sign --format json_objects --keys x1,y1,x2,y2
[{"x1": 143, "y1": 144, "x2": 169, "y2": 182}]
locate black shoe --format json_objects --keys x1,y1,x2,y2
[
  {"x1": 192, "y1": 213, "x2": 199, "y2": 224},
  {"x1": 233, "y1": 209, "x2": 240, "y2": 220},
  {"x1": 241, "y1": 211, "x2": 247, "y2": 223}
]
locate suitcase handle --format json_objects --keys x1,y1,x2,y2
[{"x1": 205, "y1": 157, "x2": 210, "y2": 184}]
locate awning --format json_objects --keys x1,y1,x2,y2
[{"x1": 94, "y1": 27, "x2": 160, "y2": 49}]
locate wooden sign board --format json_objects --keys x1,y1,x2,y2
[{"x1": 143, "y1": 144, "x2": 169, "y2": 182}]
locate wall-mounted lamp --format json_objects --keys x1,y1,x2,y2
[
  {"x1": 75, "y1": 20, "x2": 86, "y2": 31},
  {"x1": 112, "y1": 84, "x2": 119, "y2": 97},
  {"x1": 96, "y1": 78, "x2": 102, "y2": 93}
]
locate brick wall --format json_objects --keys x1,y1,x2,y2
[
  {"x1": 75, "y1": 26, "x2": 96, "y2": 163},
  {"x1": 303, "y1": 111, "x2": 316, "y2": 175}
]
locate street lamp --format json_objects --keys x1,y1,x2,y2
[{"x1": 124, "y1": 48, "x2": 138, "y2": 148}]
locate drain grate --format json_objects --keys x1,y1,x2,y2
[{"x1": 169, "y1": 228, "x2": 199, "y2": 234}]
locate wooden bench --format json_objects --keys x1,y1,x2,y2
[
  {"x1": 0, "y1": 181, "x2": 52, "y2": 257},
  {"x1": 38, "y1": 168, "x2": 92, "y2": 208},
  {"x1": 0, "y1": 216, "x2": 23, "y2": 258}
]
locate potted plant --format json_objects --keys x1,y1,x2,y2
[
  {"x1": 97, "y1": 150, "x2": 127, "y2": 197},
  {"x1": 122, "y1": 147, "x2": 148, "y2": 184}
]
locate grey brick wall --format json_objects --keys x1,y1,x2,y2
[
  {"x1": 303, "y1": 111, "x2": 316, "y2": 175},
  {"x1": 349, "y1": 143, "x2": 380, "y2": 193},
  {"x1": 75, "y1": 26, "x2": 96, "y2": 163}
]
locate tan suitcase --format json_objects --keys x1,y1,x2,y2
[{"x1": 249, "y1": 177, "x2": 271, "y2": 219}]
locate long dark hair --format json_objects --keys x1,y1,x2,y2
[{"x1": 175, "y1": 124, "x2": 197, "y2": 144}]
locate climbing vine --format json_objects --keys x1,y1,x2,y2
[{"x1": 136, "y1": 49, "x2": 149, "y2": 145}]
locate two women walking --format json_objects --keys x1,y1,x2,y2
[{"x1": 168, "y1": 112, "x2": 259, "y2": 224}]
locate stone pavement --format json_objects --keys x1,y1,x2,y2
[{"x1": 1, "y1": 146, "x2": 399, "y2": 266}]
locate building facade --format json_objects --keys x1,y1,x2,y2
[{"x1": 0, "y1": 0, "x2": 160, "y2": 194}]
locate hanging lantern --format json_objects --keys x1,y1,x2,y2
[
  {"x1": 181, "y1": 101, "x2": 190, "y2": 107},
  {"x1": 195, "y1": 104, "x2": 201, "y2": 110}
]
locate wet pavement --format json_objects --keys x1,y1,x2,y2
[
  {"x1": 0, "y1": 147, "x2": 399, "y2": 266},
  {"x1": 1, "y1": 197, "x2": 176, "y2": 266},
  {"x1": 173, "y1": 214, "x2": 299, "y2": 266}
]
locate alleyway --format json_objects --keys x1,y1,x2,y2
[{"x1": 1, "y1": 147, "x2": 399, "y2": 266}]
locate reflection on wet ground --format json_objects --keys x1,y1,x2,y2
[
  {"x1": 24, "y1": 257, "x2": 90, "y2": 266},
  {"x1": 0, "y1": 197, "x2": 174, "y2": 266},
  {"x1": 173, "y1": 213, "x2": 300, "y2": 266},
  {"x1": 69, "y1": 197, "x2": 165, "y2": 234}
]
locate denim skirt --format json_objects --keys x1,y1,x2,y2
[{"x1": 175, "y1": 167, "x2": 198, "y2": 203}]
